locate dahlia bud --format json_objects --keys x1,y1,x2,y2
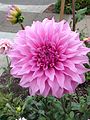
[{"x1": 7, "y1": 5, "x2": 24, "y2": 24}]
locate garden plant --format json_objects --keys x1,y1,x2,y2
[{"x1": 0, "y1": 1, "x2": 90, "y2": 120}]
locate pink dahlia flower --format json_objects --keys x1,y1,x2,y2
[
  {"x1": 0, "y1": 39, "x2": 12, "y2": 54},
  {"x1": 8, "y1": 18, "x2": 90, "y2": 98}
]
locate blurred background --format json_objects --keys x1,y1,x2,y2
[{"x1": 0, "y1": 0, "x2": 56, "y2": 5}]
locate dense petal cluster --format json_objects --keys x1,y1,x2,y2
[
  {"x1": 0, "y1": 39, "x2": 12, "y2": 54},
  {"x1": 8, "y1": 18, "x2": 90, "y2": 98}
]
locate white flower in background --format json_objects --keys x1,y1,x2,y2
[{"x1": 16, "y1": 117, "x2": 27, "y2": 120}]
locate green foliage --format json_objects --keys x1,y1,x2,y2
[
  {"x1": 19, "y1": 93, "x2": 90, "y2": 120},
  {"x1": 0, "y1": 92, "x2": 24, "y2": 120},
  {"x1": 75, "y1": 7, "x2": 87, "y2": 23},
  {"x1": 55, "y1": 0, "x2": 90, "y2": 14},
  {"x1": 0, "y1": 70, "x2": 28, "y2": 120},
  {"x1": 0, "y1": 82, "x2": 90, "y2": 120},
  {"x1": 0, "y1": 63, "x2": 90, "y2": 120}
]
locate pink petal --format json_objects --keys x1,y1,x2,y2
[
  {"x1": 37, "y1": 75, "x2": 47, "y2": 94},
  {"x1": 59, "y1": 20, "x2": 71, "y2": 32},
  {"x1": 63, "y1": 67, "x2": 82, "y2": 83},
  {"x1": 63, "y1": 60, "x2": 77, "y2": 72},
  {"x1": 44, "y1": 20, "x2": 54, "y2": 41},
  {"x1": 19, "y1": 72, "x2": 34, "y2": 87},
  {"x1": 79, "y1": 47, "x2": 90, "y2": 55},
  {"x1": 55, "y1": 71, "x2": 65, "y2": 88},
  {"x1": 33, "y1": 69, "x2": 43, "y2": 78},
  {"x1": 34, "y1": 21, "x2": 45, "y2": 42},
  {"x1": 56, "y1": 88, "x2": 64, "y2": 98},
  {"x1": 48, "y1": 78, "x2": 59, "y2": 96},
  {"x1": 29, "y1": 79, "x2": 39, "y2": 95},
  {"x1": 55, "y1": 62, "x2": 64, "y2": 70},
  {"x1": 17, "y1": 64, "x2": 31, "y2": 75},
  {"x1": 64, "y1": 75, "x2": 73, "y2": 92},
  {"x1": 75, "y1": 64, "x2": 89, "y2": 74},
  {"x1": 42, "y1": 81, "x2": 50, "y2": 97},
  {"x1": 69, "y1": 56, "x2": 89, "y2": 64},
  {"x1": 45, "y1": 68, "x2": 55, "y2": 81}
]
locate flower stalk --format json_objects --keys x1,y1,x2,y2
[
  {"x1": 60, "y1": 0, "x2": 65, "y2": 21},
  {"x1": 19, "y1": 23, "x2": 25, "y2": 30},
  {"x1": 61, "y1": 98, "x2": 67, "y2": 114},
  {"x1": 72, "y1": 0, "x2": 76, "y2": 31},
  {"x1": 6, "y1": 56, "x2": 10, "y2": 68}
]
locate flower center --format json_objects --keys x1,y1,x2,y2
[{"x1": 35, "y1": 43, "x2": 60, "y2": 69}]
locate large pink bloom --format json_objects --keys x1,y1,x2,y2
[{"x1": 8, "y1": 18, "x2": 90, "y2": 98}]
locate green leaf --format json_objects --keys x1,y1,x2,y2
[
  {"x1": 87, "y1": 96, "x2": 90, "y2": 105},
  {"x1": 69, "y1": 111, "x2": 74, "y2": 118},
  {"x1": 75, "y1": 7, "x2": 87, "y2": 23},
  {"x1": 71, "y1": 102, "x2": 80, "y2": 111},
  {"x1": 87, "y1": 87, "x2": 90, "y2": 96},
  {"x1": 38, "y1": 116, "x2": 46, "y2": 120},
  {"x1": 0, "y1": 85, "x2": 4, "y2": 89}
]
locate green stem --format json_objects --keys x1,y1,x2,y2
[
  {"x1": 69, "y1": 95, "x2": 72, "y2": 111},
  {"x1": 60, "y1": 97, "x2": 67, "y2": 114},
  {"x1": 76, "y1": 89, "x2": 80, "y2": 103},
  {"x1": 19, "y1": 23, "x2": 25, "y2": 30},
  {"x1": 6, "y1": 56, "x2": 10, "y2": 68}
]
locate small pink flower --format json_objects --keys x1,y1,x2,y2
[
  {"x1": 0, "y1": 39, "x2": 12, "y2": 54},
  {"x1": 8, "y1": 18, "x2": 90, "y2": 98}
]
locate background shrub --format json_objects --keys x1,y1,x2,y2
[{"x1": 55, "y1": 0, "x2": 90, "y2": 14}]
